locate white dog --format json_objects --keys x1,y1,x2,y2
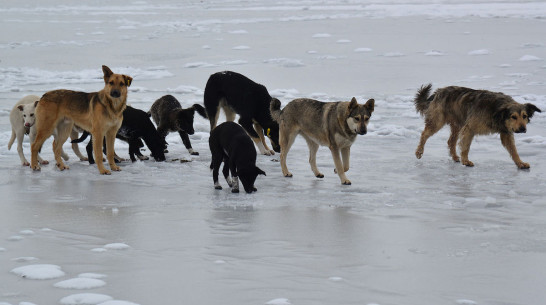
[{"x1": 8, "y1": 95, "x2": 88, "y2": 166}]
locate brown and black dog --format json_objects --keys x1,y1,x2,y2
[
  {"x1": 414, "y1": 84, "x2": 541, "y2": 169},
  {"x1": 30, "y1": 65, "x2": 132, "y2": 174}
]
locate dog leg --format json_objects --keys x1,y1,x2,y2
[
  {"x1": 223, "y1": 104, "x2": 236, "y2": 122},
  {"x1": 222, "y1": 160, "x2": 232, "y2": 187},
  {"x1": 254, "y1": 123, "x2": 274, "y2": 155},
  {"x1": 330, "y1": 146, "x2": 351, "y2": 185},
  {"x1": 31, "y1": 114, "x2": 59, "y2": 171},
  {"x1": 500, "y1": 133, "x2": 529, "y2": 169},
  {"x1": 415, "y1": 119, "x2": 443, "y2": 159},
  {"x1": 91, "y1": 130, "x2": 110, "y2": 174},
  {"x1": 16, "y1": 131, "x2": 30, "y2": 166},
  {"x1": 228, "y1": 158, "x2": 239, "y2": 193},
  {"x1": 340, "y1": 147, "x2": 350, "y2": 173},
  {"x1": 458, "y1": 125, "x2": 475, "y2": 167},
  {"x1": 280, "y1": 128, "x2": 297, "y2": 178},
  {"x1": 179, "y1": 131, "x2": 198, "y2": 155},
  {"x1": 70, "y1": 129, "x2": 88, "y2": 161},
  {"x1": 29, "y1": 128, "x2": 48, "y2": 165},
  {"x1": 304, "y1": 137, "x2": 323, "y2": 178},
  {"x1": 105, "y1": 128, "x2": 121, "y2": 172},
  {"x1": 231, "y1": 176, "x2": 240, "y2": 193},
  {"x1": 53, "y1": 122, "x2": 73, "y2": 171},
  {"x1": 448, "y1": 124, "x2": 461, "y2": 162}
]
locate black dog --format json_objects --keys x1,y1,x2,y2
[
  {"x1": 72, "y1": 106, "x2": 166, "y2": 163},
  {"x1": 149, "y1": 95, "x2": 208, "y2": 156},
  {"x1": 203, "y1": 71, "x2": 280, "y2": 156},
  {"x1": 209, "y1": 122, "x2": 266, "y2": 193}
]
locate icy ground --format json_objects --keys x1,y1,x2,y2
[{"x1": 1, "y1": 1, "x2": 546, "y2": 305}]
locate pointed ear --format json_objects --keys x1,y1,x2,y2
[
  {"x1": 364, "y1": 98, "x2": 375, "y2": 113},
  {"x1": 348, "y1": 97, "x2": 358, "y2": 110},
  {"x1": 102, "y1": 65, "x2": 113, "y2": 82},
  {"x1": 124, "y1": 75, "x2": 133, "y2": 87},
  {"x1": 256, "y1": 166, "x2": 266, "y2": 176},
  {"x1": 34, "y1": 100, "x2": 39, "y2": 108},
  {"x1": 17, "y1": 105, "x2": 24, "y2": 111},
  {"x1": 525, "y1": 103, "x2": 541, "y2": 118}
]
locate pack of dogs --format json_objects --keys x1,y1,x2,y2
[{"x1": 7, "y1": 66, "x2": 542, "y2": 192}]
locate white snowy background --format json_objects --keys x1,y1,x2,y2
[{"x1": 1, "y1": 1, "x2": 546, "y2": 305}]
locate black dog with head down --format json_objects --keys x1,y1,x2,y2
[
  {"x1": 73, "y1": 106, "x2": 166, "y2": 163},
  {"x1": 149, "y1": 95, "x2": 208, "y2": 156},
  {"x1": 209, "y1": 122, "x2": 266, "y2": 193}
]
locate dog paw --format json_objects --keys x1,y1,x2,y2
[
  {"x1": 415, "y1": 150, "x2": 423, "y2": 159},
  {"x1": 56, "y1": 163, "x2": 69, "y2": 171},
  {"x1": 215, "y1": 185, "x2": 223, "y2": 190},
  {"x1": 40, "y1": 160, "x2": 49, "y2": 165},
  {"x1": 517, "y1": 162, "x2": 530, "y2": 169},
  {"x1": 31, "y1": 164, "x2": 41, "y2": 171},
  {"x1": 79, "y1": 157, "x2": 89, "y2": 162},
  {"x1": 452, "y1": 156, "x2": 460, "y2": 162},
  {"x1": 190, "y1": 151, "x2": 199, "y2": 156},
  {"x1": 462, "y1": 160, "x2": 474, "y2": 167},
  {"x1": 231, "y1": 188, "x2": 240, "y2": 193},
  {"x1": 100, "y1": 169, "x2": 111, "y2": 175},
  {"x1": 341, "y1": 179, "x2": 352, "y2": 185},
  {"x1": 316, "y1": 173, "x2": 324, "y2": 178},
  {"x1": 22, "y1": 161, "x2": 30, "y2": 166},
  {"x1": 284, "y1": 172, "x2": 293, "y2": 178},
  {"x1": 111, "y1": 165, "x2": 122, "y2": 172}
]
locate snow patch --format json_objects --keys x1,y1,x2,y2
[
  {"x1": 60, "y1": 293, "x2": 113, "y2": 305},
  {"x1": 54, "y1": 278, "x2": 107, "y2": 289},
  {"x1": 11, "y1": 264, "x2": 65, "y2": 280}
]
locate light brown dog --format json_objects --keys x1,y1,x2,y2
[
  {"x1": 414, "y1": 84, "x2": 541, "y2": 168},
  {"x1": 30, "y1": 65, "x2": 132, "y2": 174},
  {"x1": 270, "y1": 97, "x2": 374, "y2": 185}
]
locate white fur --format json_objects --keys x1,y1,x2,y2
[{"x1": 8, "y1": 95, "x2": 48, "y2": 166}]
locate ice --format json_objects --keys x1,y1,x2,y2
[
  {"x1": 1, "y1": 1, "x2": 546, "y2": 305},
  {"x1": 11, "y1": 264, "x2": 65, "y2": 280},
  {"x1": 60, "y1": 293, "x2": 113, "y2": 305},
  {"x1": 265, "y1": 298, "x2": 291, "y2": 305}
]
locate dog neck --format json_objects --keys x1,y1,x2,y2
[{"x1": 98, "y1": 91, "x2": 127, "y2": 116}]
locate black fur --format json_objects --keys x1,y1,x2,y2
[
  {"x1": 72, "y1": 106, "x2": 166, "y2": 163},
  {"x1": 203, "y1": 71, "x2": 280, "y2": 153},
  {"x1": 209, "y1": 122, "x2": 266, "y2": 193},
  {"x1": 149, "y1": 95, "x2": 207, "y2": 156}
]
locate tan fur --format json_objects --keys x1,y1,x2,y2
[
  {"x1": 414, "y1": 84, "x2": 541, "y2": 168},
  {"x1": 270, "y1": 97, "x2": 374, "y2": 185},
  {"x1": 30, "y1": 65, "x2": 132, "y2": 174}
]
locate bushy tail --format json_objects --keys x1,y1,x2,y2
[
  {"x1": 414, "y1": 83, "x2": 433, "y2": 116},
  {"x1": 192, "y1": 104, "x2": 208, "y2": 119},
  {"x1": 71, "y1": 131, "x2": 90, "y2": 143},
  {"x1": 269, "y1": 98, "x2": 282, "y2": 122},
  {"x1": 7, "y1": 130, "x2": 15, "y2": 150}
]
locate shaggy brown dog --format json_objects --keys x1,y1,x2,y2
[
  {"x1": 414, "y1": 84, "x2": 541, "y2": 169},
  {"x1": 30, "y1": 65, "x2": 132, "y2": 174}
]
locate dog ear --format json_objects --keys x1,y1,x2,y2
[
  {"x1": 525, "y1": 103, "x2": 541, "y2": 118},
  {"x1": 364, "y1": 98, "x2": 375, "y2": 113},
  {"x1": 17, "y1": 105, "x2": 24, "y2": 111},
  {"x1": 123, "y1": 75, "x2": 133, "y2": 87},
  {"x1": 349, "y1": 97, "x2": 358, "y2": 110},
  {"x1": 33, "y1": 100, "x2": 39, "y2": 108},
  {"x1": 493, "y1": 106, "x2": 510, "y2": 123},
  {"x1": 256, "y1": 166, "x2": 266, "y2": 176},
  {"x1": 102, "y1": 65, "x2": 113, "y2": 82}
]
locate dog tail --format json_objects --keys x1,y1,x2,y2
[
  {"x1": 414, "y1": 83, "x2": 433, "y2": 116},
  {"x1": 8, "y1": 129, "x2": 15, "y2": 150},
  {"x1": 71, "y1": 131, "x2": 90, "y2": 143},
  {"x1": 269, "y1": 98, "x2": 282, "y2": 122},
  {"x1": 192, "y1": 104, "x2": 208, "y2": 119}
]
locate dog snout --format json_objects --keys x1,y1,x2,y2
[
  {"x1": 357, "y1": 127, "x2": 367, "y2": 135},
  {"x1": 110, "y1": 90, "x2": 121, "y2": 98},
  {"x1": 516, "y1": 126, "x2": 527, "y2": 133},
  {"x1": 25, "y1": 122, "x2": 31, "y2": 127}
]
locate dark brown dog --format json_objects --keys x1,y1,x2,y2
[
  {"x1": 414, "y1": 84, "x2": 541, "y2": 168},
  {"x1": 30, "y1": 65, "x2": 132, "y2": 174}
]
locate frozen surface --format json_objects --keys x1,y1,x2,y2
[{"x1": 1, "y1": 1, "x2": 546, "y2": 305}]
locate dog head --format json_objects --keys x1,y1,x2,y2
[
  {"x1": 238, "y1": 166, "x2": 266, "y2": 193},
  {"x1": 346, "y1": 97, "x2": 374, "y2": 135},
  {"x1": 495, "y1": 102, "x2": 541, "y2": 133},
  {"x1": 102, "y1": 65, "x2": 132, "y2": 100},
  {"x1": 176, "y1": 108, "x2": 198, "y2": 135},
  {"x1": 264, "y1": 124, "x2": 281, "y2": 153},
  {"x1": 17, "y1": 100, "x2": 39, "y2": 133}
]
